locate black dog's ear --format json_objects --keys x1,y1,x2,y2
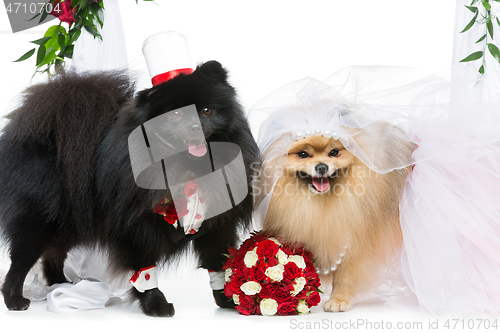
[
  {"x1": 136, "y1": 85, "x2": 160, "y2": 103},
  {"x1": 197, "y1": 60, "x2": 228, "y2": 83},
  {"x1": 136, "y1": 85, "x2": 159, "y2": 105}
]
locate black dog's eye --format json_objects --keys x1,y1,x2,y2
[
  {"x1": 170, "y1": 110, "x2": 182, "y2": 119},
  {"x1": 202, "y1": 107, "x2": 214, "y2": 116},
  {"x1": 329, "y1": 149, "x2": 340, "y2": 157},
  {"x1": 297, "y1": 151, "x2": 309, "y2": 159}
]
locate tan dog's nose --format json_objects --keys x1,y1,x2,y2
[{"x1": 315, "y1": 163, "x2": 329, "y2": 176}]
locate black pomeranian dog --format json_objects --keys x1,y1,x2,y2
[{"x1": 0, "y1": 61, "x2": 259, "y2": 317}]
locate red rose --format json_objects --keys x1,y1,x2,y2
[
  {"x1": 296, "y1": 289, "x2": 307, "y2": 299},
  {"x1": 266, "y1": 256, "x2": 278, "y2": 267},
  {"x1": 230, "y1": 278, "x2": 242, "y2": 294},
  {"x1": 228, "y1": 247, "x2": 238, "y2": 258},
  {"x1": 281, "y1": 245, "x2": 295, "y2": 256},
  {"x1": 277, "y1": 302, "x2": 296, "y2": 315},
  {"x1": 49, "y1": 0, "x2": 75, "y2": 25},
  {"x1": 306, "y1": 274, "x2": 321, "y2": 289},
  {"x1": 306, "y1": 291, "x2": 321, "y2": 307},
  {"x1": 223, "y1": 282, "x2": 233, "y2": 297},
  {"x1": 273, "y1": 286, "x2": 292, "y2": 303},
  {"x1": 153, "y1": 203, "x2": 167, "y2": 216},
  {"x1": 256, "y1": 240, "x2": 279, "y2": 258},
  {"x1": 250, "y1": 266, "x2": 266, "y2": 282},
  {"x1": 222, "y1": 257, "x2": 232, "y2": 271},
  {"x1": 184, "y1": 180, "x2": 199, "y2": 197},
  {"x1": 237, "y1": 295, "x2": 257, "y2": 316},
  {"x1": 163, "y1": 198, "x2": 189, "y2": 224},
  {"x1": 259, "y1": 283, "x2": 277, "y2": 299},
  {"x1": 253, "y1": 232, "x2": 268, "y2": 242},
  {"x1": 231, "y1": 265, "x2": 243, "y2": 278},
  {"x1": 239, "y1": 238, "x2": 256, "y2": 253},
  {"x1": 283, "y1": 262, "x2": 300, "y2": 281}
]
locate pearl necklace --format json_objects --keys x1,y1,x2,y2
[{"x1": 315, "y1": 245, "x2": 348, "y2": 275}]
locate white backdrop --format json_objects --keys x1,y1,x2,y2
[
  {"x1": 1, "y1": 1, "x2": 456, "y2": 121},
  {"x1": 0, "y1": 1, "x2": 462, "y2": 332}
]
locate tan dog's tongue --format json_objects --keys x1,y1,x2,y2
[
  {"x1": 312, "y1": 177, "x2": 329, "y2": 192},
  {"x1": 188, "y1": 144, "x2": 207, "y2": 157}
]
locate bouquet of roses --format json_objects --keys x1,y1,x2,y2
[{"x1": 223, "y1": 232, "x2": 321, "y2": 316}]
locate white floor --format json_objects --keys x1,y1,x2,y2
[{"x1": 0, "y1": 256, "x2": 490, "y2": 333}]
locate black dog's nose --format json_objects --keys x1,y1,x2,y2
[
  {"x1": 191, "y1": 124, "x2": 202, "y2": 134},
  {"x1": 315, "y1": 163, "x2": 328, "y2": 176}
]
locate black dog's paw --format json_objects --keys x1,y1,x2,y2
[
  {"x1": 132, "y1": 288, "x2": 175, "y2": 317},
  {"x1": 4, "y1": 295, "x2": 31, "y2": 311},
  {"x1": 142, "y1": 299, "x2": 175, "y2": 317},
  {"x1": 212, "y1": 289, "x2": 235, "y2": 309}
]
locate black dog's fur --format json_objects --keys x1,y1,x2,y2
[{"x1": 0, "y1": 61, "x2": 259, "y2": 316}]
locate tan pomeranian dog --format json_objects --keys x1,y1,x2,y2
[{"x1": 258, "y1": 126, "x2": 414, "y2": 312}]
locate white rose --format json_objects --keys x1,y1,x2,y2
[
  {"x1": 225, "y1": 268, "x2": 232, "y2": 282},
  {"x1": 287, "y1": 255, "x2": 306, "y2": 269},
  {"x1": 259, "y1": 298, "x2": 278, "y2": 316},
  {"x1": 276, "y1": 250, "x2": 288, "y2": 265},
  {"x1": 244, "y1": 250, "x2": 259, "y2": 268},
  {"x1": 291, "y1": 277, "x2": 307, "y2": 296},
  {"x1": 297, "y1": 299, "x2": 310, "y2": 315},
  {"x1": 240, "y1": 281, "x2": 262, "y2": 296},
  {"x1": 233, "y1": 294, "x2": 240, "y2": 305},
  {"x1": 268, "y1": 237, "x2": 282, "y2": 246},
  {"x1": 265, "y1": 264, "x2": 285, "y2": 282}
]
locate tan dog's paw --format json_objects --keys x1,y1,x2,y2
[{"x1": 323, "y1": 297, "x2": 352, "y2": 312}]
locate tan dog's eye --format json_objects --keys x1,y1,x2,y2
[
  {"x1": 297, "y1": 151, "x2": 309, "y2": 159},
  {"x1": 329, "y1": 149, "x2": 340, "y2": 157}
]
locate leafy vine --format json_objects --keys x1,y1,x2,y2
[{"x1": 460, "y1": 0, "x2": 500, "y2": 74}]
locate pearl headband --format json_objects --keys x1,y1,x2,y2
[{"x1": 293, "y1": 128, "x2": 340, "y2": 141}]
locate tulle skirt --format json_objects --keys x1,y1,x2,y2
[{"x1": 397, "y1": 118, "x2": 500, "y2": 315}]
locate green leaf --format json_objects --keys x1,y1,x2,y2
[
  {"x1": 90, "y1": 4, "x2": 104, "y2": 28},
  {"x1": 57, "y1": 33, "x2": 66, "y2": 51},
  {"x1": 36, "y1": 45, "x2": 47, "y2": 66},
  {"x1": 476, "y1": 34, "x2": 487, "y2": 43},
  {"x1": 13, "y1": 48, "x2": 36, "y2": 62},
  {"x1": 483, "y1": 1, "x2": 492, "y2": 10},
  {"x1": 465, "y1": 5, "x2": 478, "y2": 12},
  {"x1": 30, "y1": 36, "x2": 51, "y2": 46},
  {"x1": 27, "y1": 12, "x2": 41, "y2": 22},
  {"x1": 61, "y1": 45, "x2": 74, "y2": 58},
  {"x1": 459, "y1": 50, "x2": 484, "y2": 62},
  {"x1": 479, "y1": 64, "x2": 485, "y2": 74},
  {"x1": 84, "y1": 24, "x2": 102, "y2": 40},
  {"x1": 37, "y1": 47, "x2": 56, "y2": 67},
  {"x1": 44, "y1": 25, "x2": 65, "y2": 38},
  {"x1": 488, "y1": 43, "x2": 500, "y2": 62},
  {"x1": 461, "y1": 11, "x2": 479, "y2": 33},
  {"x1": 68, "y1": 29, "x2": 81, "y2": 45},
  {"x1": 497, "y1": 16, "x2": 500, "y2": 27},
  {"x1": 487, "y1": 19, "x2": 494, "y2": 39},
  {"x1": 71, "y1": 0, "x2": 82, "y2": 10},
  {"x1": 39, "y1": 6, "x2": 49, "y2": 24}
]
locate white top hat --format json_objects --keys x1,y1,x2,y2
[{"x1": 142, "y1": 31, "x2": 194, "y2": 86}]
